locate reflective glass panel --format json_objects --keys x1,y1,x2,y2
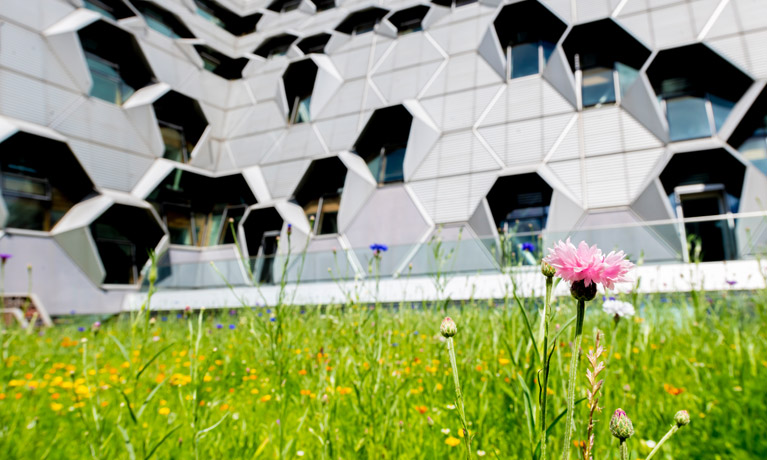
[
  {"x1": 160, "y1": 124, "x2": 188, "y2": 162},
  {"x1": 510, "y1": 42, "x2": 539, "y2": 79},
  {"x1": 367, "y1": 155, "x2": 382, "y2": 182},
  {"x1": 709, "y1": 94, "x2": 734, "y2": 131},
  {"x1": 295, "y1": 96, "x2": 311, "y2": 123},
  {"x1": 615, "y1": 62, "x2": 639, "y2": 98},
  {"x1": 582, "y1": 67, "x2": 616, "y2": 107},
  {"x1": 666, "y1": 96, "x2": 711, "y2": 141},
  {"x1": 4, "y1": 196, "x2": 47, "y2": 231},
  {"x1": 383, "y1": 147, "x2": 406, "y2": 183},
  {"x1": 739, "y1": 133, "x2": 767, "y2": 175},
  {"x1": 165, "y1": 205, "x2": 193, "y2": 245},
  {"x1": 318, "y1": 196, "x2": 339, "y2": 235}
]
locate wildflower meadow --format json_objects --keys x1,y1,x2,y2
[{"x1": 1, "y1": 240, "x2": 767, "y2": 459}]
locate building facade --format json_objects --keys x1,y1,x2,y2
[{"x1": 1, "y1": 0, "x2": 767, "y2": 314}]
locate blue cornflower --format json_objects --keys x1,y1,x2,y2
[
  {"x1": 229, "y1": 324, "x2": 235, "y2": 330},
  {"x1": 216, "y1": 324, "x2": 223, "y2": 329},
  {"x1": 370, "y1": 243, "x2": 388, "y2": 252},
  {"x1": 78, "y1": 327, "x2": 85, "y2": 332},
  {"x1": 176, "y1": 313, "x2": 183, "y2": 319},
  {"x1": 521, "y1": 242, "x2": 535, "y2": 252},
  {"x1": 270, "y1": 317, "x2": 276, "y2": 322},
  {"x1": 161, "y1": 316, "x2": 167, "y2": 322}
]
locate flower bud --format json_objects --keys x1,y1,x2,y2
[
  {"x1": 541, "y1": 261, "x2": 556, "y2": 278},
  {"x1": 610, "y1": 408, "x2": 634, "y2": 440},
  {"x1": 570, "y1": 279, "x2": 598, "y2": 302},
  {"x1": 674, "y1": 410, "x2": 690, "y2": 427},
  {"x1": 440, "y1": 317, "x2": 457, "y2": 338}
]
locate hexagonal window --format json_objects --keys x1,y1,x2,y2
[
  {"x1": 727, "y1": 88, "x2": 767, "y2": 175},
  {"x1": 132, "y1": 1, "x2": 195, "y2": 39},
  {"x1": 84, "y1": 0, "x2": 134, "y2": 20},
  {"x1": 78, "y1": 21, "x2": 156, "y2": 105},
  {"x1": 310, "y1": 0, "x2": 334, "y2": 12},
  {"x1": 194, "y1": 45, "x2": 250, "y2": 80},
  {"x1": 563, "y1": 19, "x2": 650, "y2": 108},
  {"x1": 353, "y1": 105, "x2": 411, "y2": 186},
  {"x1": 388, "y1": 5, "x2": 429, "y2": 35},
  {"x1": 254, "y1": 33, "x2": 299, "y2": 58},
  {"x1": 242, "y1": 207, "x2": 283, "y2": 283},
  {"x1": 90, "y1": 204, "x2": 165, "y2": 284},
  {"x1": 283, "y1": 59, "x2": 317, "y2": 124},
  {"x1": 432, "y1": 0, "x2": 477, "y2": 7},
  {"x1": 147, "y1": 169, "x2": 257, "y2": 247},
  {"x1": 647, "y1": 44, "x2": 752, "y2": 142},
  {"x1": 153, "y1": 91, "x2": 208, "y2": 163},
  {"x1": 335, "y1": 7, "x2": 389, "y2": 35},
  {"x1": 193, "y1": 0, "x2": 262, "y2": 36},
  {"x1": 486, "y1": 172, "x2": 552, "y2": 263},
  {"x1": 493, "y1": 1, "x2": 566, "y2": 80},
  {"x1": 296, "y1": 33, "x2": 331, "y2": 55},
  {"x1": 268, "y1": 0, "x2": 302, "y2": 13},
  {"x1": 659, "y1": 149, "x2": 745, "y2": 261},
  {"x1": 0, "y1": 133, "x2": 95, "y2": 231},
  {"x1": 292, "y1": 157, "x2": 347, "y2": 235}
]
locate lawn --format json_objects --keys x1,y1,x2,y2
[{"x1": 1, "y1": 288, "x2": 766, "y2": 459}]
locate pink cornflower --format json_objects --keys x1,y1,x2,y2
[{"x1": 543, "y1": 238, "x2": 633, "y2": 289}]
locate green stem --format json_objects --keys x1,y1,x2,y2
[
  {"x1": 447, "y1": 337, "x2": 472, "y2": 460},
  {"x1": 620, "y1": 439, "x2": 629, "y2": 460},
  {"x1": 540, "y1": 276, "x2": 553, "y2": 460},
  {"x1": 645, "y1": 425, "x2": 679, "y2": 460},
  {"x1": 561, "y1": 299, "x2": 586, "y2": 460}
]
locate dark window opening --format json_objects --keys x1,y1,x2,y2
[
  {"x1": 267, "y1": 0, "x2": 302, "y2": 13},
  {"x1": 563, "y1": 19, "x2": 650, "y2": 108},
  {"x1": 90, "y1": 204, "x2": 164, "y2": 284},
  {"x1": 353, "y1": 105, "x2": 412, "y2": 185},
  {"x1": 132, "y1": 1, "x2": 195, "y2": 39},
  {"x1": 494, "y1": 1, "x2": 566, "y2": 80},
  {"x1": 147, "y1": 169, "x2": 257, "y2": 247},
  {"x1": 194, "y1": 45, "x2": 250, "y2": 79},
  {"x1": 335, "y1": 7, "x2": 388, "y2": 35},
  {"x1": 727, "y1": 87, "x2": 767, "y2": 175},
  {"x1": 78, "y1": 21, "x2": 156, "y2": 105},
  {"x1": 242, "y1": 207, "x2": 283, "y2": 283},
  {"x1": 432, "y1": 0, "x2": 477, "y2": 7},
  {"x1": 292, "y1": 158, "x2": 347, "y2": 235},
  {"x1": 310, "y1": 0, "x2": 334, "y2": 12},
  {"x1": 388, "y1": 5, "x2": 429, "y2": 35},
  {"x1": 193, "y1": 0, "x2": 262, "y2": 36},
  {"x1": 648, "y1": 44, "x2": 752, "y2": 142},
  {"x1": 283, "y1": 59, "x2": 317, "y2": 124},
  {"x1": 296, "y1": 33, "x2": 331, "y2": 54},
  {"x1": 84, "y1": 0, "x2": 134, "y2": 20},
  {"x1": 254, "y1": 34, "x2": 298, "y2": 58},
  {"x1": 0, "y1": 133, "x2": 95, "y2": 232},
  {"x1": 153, "y1": 91, "x2": 208, "y2": 163}
]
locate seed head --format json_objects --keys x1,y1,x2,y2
[
  {"x1": 440, "y1": 317, "x2": 457, "y2": 338},
  {"x1": 609, "y1": 408, "x2": 634, "y2": 440},
  {"x1": 571, "y1": 279, "x2": 598, "y2": 302},
  {"x1": 674, "y1": 410, "x2": 690, "y2": 427},
  {"x1": 541, "y1": 260, "x2": 556, "y2": 278}
]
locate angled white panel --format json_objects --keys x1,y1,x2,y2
[
  {"x1": 402, "y1": 100, "x2": 441, "y2": 181},
  {"x1": 315, "y1": 113, "x2": 365, "y2": 153},
  {"x1": 625, "y1": 147, "x2": 666, "y2": 200},
  {"x1": 0, "y1": 0, "x2": 75, "y2": 31},
  {"x1": 131, "y1": 160, "x2": 175, "y2": 199},
  {"x1": 331, "y1": 46, "x2": 374, "y2": 80},
  {"x1": 345, "y1": 184, "x2": 431, "y2": 247},
  {"x1": 410, "y1": 172, "x2": 496, "y2": 223},
  {"x1": 241, "y1": 166, "x2": 272, "y2": 203},
  {"x1": 582, "y1": 106, "x2": 623, "y2": 157},
  {"x1": 615, "y1": 10, "x2": 655, "y2": 48},
  {"x1": 547, "y1": 159, "x2": 584, "y2": 205},
  {"x1": 620, "y1": 108, "x2": 664, "y2": 151},
  {"x1": 739, "y1": 165, "x2": 767, "y2": 213},
  {"x1": 314, "y1": 78, "x2": 367, "y2": 119},
  {"x1": 584, "y1": 154, "x2": 631, "y2": 207},
  {"x1": 707, "y1": 34, "x2": 751, "y2": 77},
  {"x1": 718, "y1": 81, "x2": 766, "y2": 141},
  {"x1": 0, "y1": 115, "x2": 68, "y2": 143},
  {"x1": 229, "y1": 130, "x2": 284, "y2": 167},
  {"x1": 260, "y1": 159, "x2": 312, "y2": 198},
  {"x1": 244, "y1": 69, "x2": 283, "y2": 102},
  {"x1": 743, "y1": 30, "x2": 767, "y2": 79},
  {"x1": 422, "y1": 51, "x2": 502, "y2": 97},
  {"x1": 477, "y1": 26, "x2": 505, "y2": 79},
  {"x1": 411, "y1": 131, "x2": 501, "y2": 181},
  {"x1": 275, "y1": 200, "x2": 312, "y2": 235},
  {"x1": 336, "y1": 151, "x2": 377, "y2": 232},
  {"x1": 0, "y1": 71, "x2": 85, "y2": 127},
  {"x1": 43, "y1": 8, "x2": 100, "y2": 93},
  {"x1": 545, "y1": 188, "x2": 585, "y2": 232},
  {"x1": 540, "y1": 0, "x2": 572, "y2": 23},
  {"x1": 310, "y1": 54, "x2": 344, "y2": 117},
  {"x1": 421, "y1": 86, "x2": 498, "y2": 131},
  {"x1": 67, "y1": 140, "x2": 154, "y2": 192},
  {"x1": 542, "y1": 47, "x2": 579, "y2": 109},
  {"x1": 374, "y1": 31, "x2": 445, "y2": 74},
  {"x1": 428, "y1": 16, "x2": 489, "y2": 55},
  {"x1": 621, "y1": 73, "x2": 670, "y2": 143},
  {"x1": 651, "y1": 4, "x2": 696, "y2": 48},
  {"x1": 575, "y1": 0, "x2": 612, "y2": 23},
  {"x1": 262, "y1": 123, "x2": 327, "y2": 162},
  {"x1": 480, "y1": 112, "x2": 575, "y2": 166},
  {"x1": 372, "y1": 60, "x2": 443, "y2": 103},
  {"x1": 481, "y1": 78, "x2": 572, "y2": 126}
]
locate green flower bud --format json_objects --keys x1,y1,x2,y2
[
  {"x1": 440, "y1": 317, "x2": 457, "y2": 338},
  {"x1": 570, "y1": 279, "x2": 597, "y2": 302},
  {"x1": 541, "y1": 260, "x2": 556, "y2": 278},
  {"x1": 674, "y1": 410, "x2": 690, "y2": 427},
  {"x1": 610, "y1": 408, "x2": 634, "y2": 440}
]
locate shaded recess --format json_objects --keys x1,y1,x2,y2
[
  {"x1": 194, "y1": 45, "x2": 250, "y2": 79},
  {"x1": 242, "y1": 207, "x2": 283, "y2": 283},
  {"x1": 562, "y1": 19, "x2": 650, "y2": 107},
  {"x1": 727, "y1": 87, "x2": 767, "y2": 175},
  {"x1": 647, "y1": 44, "x2": 752, "y2": 142},
  {"x1": 310, "y1": 0, "x2": 334, "y2": 12},
  {"x1": 254, "y1": 33, "x2": 298, "y2": 58},
  {"x1": 132, "y1": 1, "x2": 195, "y2": 39},
  {"x1": 153, "y1": 91, "x2": 208, "y2": 163},
  {"x1": 292, "y1": 157, "x2": 347, "y2": 235},
  {"x1": 353, "y1": 105, "x2": 411, "y2": 185},
  {"x1": 84, "y1": 0, "x2": 134, "y2": 20},
  {"x1": 90, "y1": 204, "x2": 164, "y2": 284},
  {"x1": 493, "y1": 0, "x2": 566, "y2": 79},
  {"x1": 267, "y1": 0, "x2": 302, "y2": 13},
  {"x1": 388, "y1": 5, "x2": 430, "y2": 35},
  {"x1": 486, "y1": 173, "x2": 553, "y2": 231},
  {"x1": 193, "y1": 0, "x2": 262, "y2": 36},
  {"x1": 335, "y1": 7, "x2": 388, "y2": 35},
  {"x1": 0, "y1": 133, "x2": 95, "y2": 231},
  {"x1": 78, "y1": 21, "x2": 156, "y2": 105},
  {"x1": 283, "y1": 59, "x2": 317, "y2": 124},
  {"x1": 297, "y1": 33, "x2": 331, "y2": 54},
  {"x1": 432, "y1": 0, "x2": 477, "y2": 7},
  {"x1": 147, "y1": 169, "x2": 256, "y2": 247},
  {"x1": 659, "y1": 149, "x2": 746, "y2": 261}
]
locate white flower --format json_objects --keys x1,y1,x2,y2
[
  {"x1": 645, "y1": 440, "x2": 656, "y2": 449},
  {"x1": 602, "y1": 299, "x2": 635, "y2": 318},
  {"x1": 477, "y1": 450, "x2": 486, "y2": 457},
  {"x1": 446, "y1": 404, "x2": 456, "y2": 410},
  {"x1": 297, "y1": 451, "x2": 304, "y2": 457},
  {"x1": 441, "y1": 428, "x2": 450, "y2": 435}
]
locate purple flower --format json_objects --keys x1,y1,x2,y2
[
  {"x1": 726, "y1": 279, "x2": 737, "y2": 286},
  {"x1": 78, "y1": 327, "x2": 85, "y2": 332},
  {"x1": 270, "y1": 317, "x2": 276, "y2": 322},
  {"x1": 93, "y1": 321, "x2": 101, "y2": 329},
  {"x1": 176, "y1": 313, "x2": 183, "y2": 319},
  {"x1": 0, "y1": 253, "x2": 11, "y2": 264},
  {"x1": 216, "y1": 324, "x2": 223, "y2": 329},
  {"x1": 229, "y1": 324, "x2": 235, "y2": 330},
  {"x1": 229, "y1": 310, "x2": 237, "y2": 316},
  {"x1": 70, "y1": 310, "x2": 77, "y2": 315},
  {"x1": 521, "y1": 242, "x2": 535, "y2": 253},
  {"x1": 370, "y1": 243, "x2": 388, "y2": 252}
]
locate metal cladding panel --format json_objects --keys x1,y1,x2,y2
[
  {"x1": 411, "y1": 130, "x2": 500, "y2": 181},
  {"x1": 140, "y1": 43, "x2": 198, "y2": 92},
  {"x1": 540, "y1": 0, "x2": 572, "y2": 23},
  {"x1": 372, "y1": 61, "x2": 443, "y2": 104},
  {"x1": 422, "y1": 52, "x2": 501, "y2": 97},
  {"x1": 315, "y1": 112, "x2": 364, "y2": 153},
  {"x1": 481, "y1": 78, "x2": 572, "y2": 126},
  {"x1": 740, "y1": 166, "x2": 767, "y2": 213},
  {"x1": 575, "y1": 0, "x2": 612, "y2": 23},
  {"x1": 263, "y1": 123, "x2": 327, "y2": 162},
  {"x1": 314, "y1": 78, "x2": 367, "y2": 119},
  {"x1": 0, "y1": 0, "x2": 74, "y2": 30},
  {"x1": 632, "y1": 179, "x2": 674, "y2": 221},
  {"x1": 374, "y1": 32, "x2": 444, "y2": 74},
  {"x1": 546, "y1": 189, "x2": 584, "y2": 232},
  {"x1": 421, "y1": 86, "x2": 498, "y2": 132},
  {"x1": 344, "y1": 185, "x2": 430, "y2": 248},
  {"x1": 311, "y1": 55, "x2": 344, "y2": 117},
  {"x1": 651, "y1": 5, "x2": 696, "y2": 48},
  {"x1": 0, "y1": 71, "x2": 83, "y2": 127},
  {"x1": 244, "y1": 70, "x2": 282, "y2": 103},
  {"x1": 260, "y1": 159, "x2": 311, "y2": 198},
  {"x1": 410, "y1": 171, "x2": 496, "y2": 223},
  {"x1": 336, "y1": 153, "x2": 376, "y2": 232},
  {"x1": 707, "y1": 35, "x2": 751, "y2": 76},
  {"x1": 227, "y1": 81, "x2": 255, "y2": 108},
  {"x1": 236, "y1": 102, "x2": 287, "y2": 137},
  {"x1": 625, "y1": 147, "x2": 665, "y2": 199},
  {"x1": 742, "y1": 31, "x2": 767, "y2": 78},
  {"x1": 229, "y1": 130, "x2": 284, "y2": 167},
  {"x1": 332, "y1": 46, "x2": 376, "y2": 80},
  {"x1": 547, "y1": 159, "x2": 584, "y2": 205},
  {"x1": 0, "y1": 22, "x2": 80, "y2": 92},
  {"x1": 621, "y1": 74, "x2": 670, "y2": 143},
  {"x1": 621, "y1": 109, "x2": 664, "y2": 151},
  {"x1": 67, "y1": 139, "x2": 154, "y2": 191},
  {"x1": 585, "y1": 154, "x2": 631, "y2": 208},
  {"x1": 428, "y1": 17, "x2": 489, "y2": 55},
  {"x1": 582, "y1": 107, "x2": 623, "y2": 157},
  {"x1": 480, "y1": 112, "x2": 574, "y2": 167},
  {"x1": 736, "y1": 0, "x2": 767, "y2": 32},
  {"x1": 616, "y1": 10, "x2": 656, "y2": 48}
]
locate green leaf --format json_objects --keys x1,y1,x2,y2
[
  {"x1": 136, "y1": 343, "x2": 174, "y2": 381},
  {"x1": 144, "y1": 425, "x2": 181, "y2": 460},
  {"x1": 195, "y1": 413, "x2": 230, "y2": 440},
  {"x1": 120, "y1": 391, "x2": 137, "y2": 425},
  {"x1": 109, "y1": 334, "x2": 131, "y2": 365},
  {"x1": 117, "y1": 424, "x2": 136, "y2": 460},
  {"x1": 513, "y1": 292, "x2": 540, "y2": 363},
  {"x1": 532, "y1": 397, "x2": 587, "y2": 460},
  {"x1": 136, "y1": 378, "x2": 167, "y2": 420}
]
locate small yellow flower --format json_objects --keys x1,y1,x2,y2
[
  {"x1": 613, "y1": 353, "x2": 621, "y2": 360},
  {"x1": 445, "y1": 436, "x2": 461, "y2": 447},
  {"x1": 50, "y1": 402, "x2": 63, "y2": 411},
  {"x1": 158, "y1": 407, "x2": 170, "y2": 415},
  {"x1": 498, "y1": 358, "x2": 511, "y2": 365},
  {"x1": 260, "y1": 395, "x2": 272, "y2": 403}
]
